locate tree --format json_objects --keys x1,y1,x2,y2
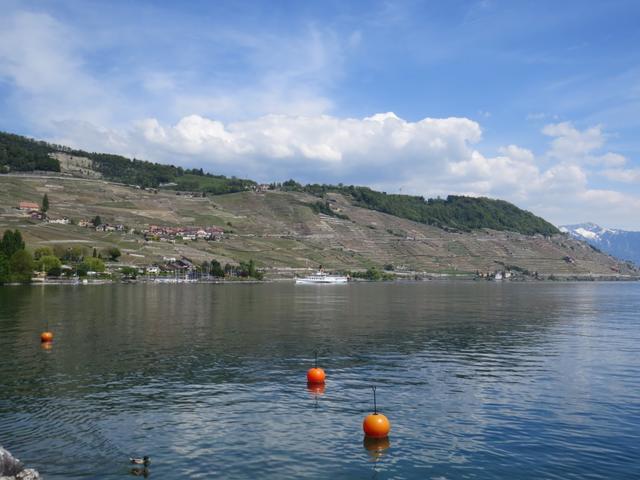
[
  {"x1": 0, "y1": 253, "x2": 10, "y2": 284},
  {"x1": 36, "y1": 255, "x2": 62, "y2": 275},
  {"x1": 105, "y1": 247, "x2": 121, "y2": 261},
  {"x1": 1, "y1": 229, "x2": 25, "y2": 258},
  {"x1": 75, "y1": 262, "x2": 89, "y2": 277},
  {"x1": 92, "y1": 215, "x2": 102, "y2": 226},
  {"x1": 9, "y1": 249, "x2": 34, "y2": 282},
  {"x1": 41, "y1": 193, "x2": 49, "y2": 213},
  {"x1": 54, "y1": 245, "x2": 85, "y2": 262},
  {"x1": 238, "y1": 259, "x2": 263, "y2": 280},
  {"x1": 120, "y1": 266, "x2": 138, "y2": 279},
  {"x1": 84, "y1": 257, "x2": 106, "y2": 273},
  {"x1": 210, "y1": 259, "x2": 225, "y2": 277}
]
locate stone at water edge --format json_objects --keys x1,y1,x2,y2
[
  {"x1": 0, "y1": 447, "x2": 23, "y2": 477},
  {"x1": 0, "y1": 447, "x2": 41, "y2": 480},
  {"x1": 1, "y1": 470, "x2": 41, "y2": 480}
]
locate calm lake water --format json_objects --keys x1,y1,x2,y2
[{"x1": 1, "y1": 282, "x2": 639, "y2": 479}]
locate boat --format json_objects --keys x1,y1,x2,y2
[{"x1": 295, "y1": 270, "x2": 349, "y2": 284}]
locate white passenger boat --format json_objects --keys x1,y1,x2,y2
[{"x1": 296, "y1": 271, "x2": 349, "y2": 284}]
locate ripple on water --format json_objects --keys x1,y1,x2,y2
[{"x1": 1, "y1": 282, "x2": 639, "y2": 479}]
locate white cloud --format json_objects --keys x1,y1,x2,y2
[
  {"x1": 541, "y1": 121, "x2": 628, "y2": 167},
  {"x1": 0, "y1": 11, "x2": 121, "y2": 128},
  {"x1": 543, "y1": 122, "x2": 605, "y2": 160},
  {"x1": 601, "y1": 168, "x2": 640, "y2": 183},
  {"x1": 598, "y1": 152, "x2": 627, "y2": 167},
  {"x1": 132, "y1": 112, "x2": 482, "y2": 179}
]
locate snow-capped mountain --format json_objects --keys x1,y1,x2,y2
[{"x1": 560, "y1": 222, "x2": 640, "y2": 266}]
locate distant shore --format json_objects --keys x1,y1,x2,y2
[{"x1": 2, "y1": 274, "x2": 638, "y2": 287}]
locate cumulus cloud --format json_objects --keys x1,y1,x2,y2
[
  {"x1": 133, "y1": 112, "x2": 482, "y2": 181},
  {"x1": 542, "y1": 121, "x2": 627, "y2": 167}
]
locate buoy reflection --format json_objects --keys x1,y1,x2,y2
[
  {"x1": 306, "y1": 383, "x2": 326, "y2": 396},
  {"x1": 40, "y1": 341, "x2": 53, "y2": 351},
  {"x1": 363, "y1": 436, "x2": 390, "y2": 460}
]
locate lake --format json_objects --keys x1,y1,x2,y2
[{"x1": 1, "y1": 281, "x2": 639, "y2": 479}]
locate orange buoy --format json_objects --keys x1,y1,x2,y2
[
  {"x1": 40, "y1": 331, "x2": 54, "y2": 343},
  {"x1": 363, "y1": 386, "x2": 391, "y2": 438},
  {"x1": 306, "y1": 351, "x2": 326, "y2": 384},
  {"x1": 307, "y1": 367, "x2": 326, "y2": 384},
  {"x1": 363, "y1": 413, "x2": 391, "y2": 438}
]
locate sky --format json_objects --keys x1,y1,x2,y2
[{"x1": 1, "y1": 0, "x2": 639, "y2": 229}]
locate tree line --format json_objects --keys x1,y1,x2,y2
[
  {"x1": 0, "y1": 229, "x2": 112, "y2": 284},
  {"x1": 0, "y1": 131, "x2": 254, "y2": 193},
  {"x1": 280, "y1": 181, "x2": 559, "y2": 236}
]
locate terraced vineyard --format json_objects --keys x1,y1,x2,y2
[{"x1": 1, "y1": 174, "x2": 637, "y2": 279}]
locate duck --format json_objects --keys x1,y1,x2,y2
[{"x1": 129, "y1": 456, "x2": 151, "y2": 466}]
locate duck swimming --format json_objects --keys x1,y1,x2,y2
[{"x1": 130, "y1": 456, "x2": 150, "y2": 466}]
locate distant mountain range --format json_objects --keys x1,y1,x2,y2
[{"x1": 560, "y1": 223, "x2": 640, "y2": 266}]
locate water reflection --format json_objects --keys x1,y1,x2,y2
[
  {"x1": 363, "y1": 436, "x2": 391, "y2": 460},
  {"x1": 306, "y1": 383, "x2": 326, "y2": 396},
  {"x1": 1, "y1": 282, "x2": 639, "y2": 479}
]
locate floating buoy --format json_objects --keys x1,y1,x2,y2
[
  {"x1": 363, "y1": 386, "x2": 391, "y2": 438},
  {"x1": 307, "y1": 351, "x2": 326, "y2": 384},
  {"x1": 40, "y1": 331, "x2": 54, "y2": 343}
]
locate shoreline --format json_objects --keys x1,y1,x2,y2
[{"x1": 2, "y1": 274, "x2": 639, "y2": 287}]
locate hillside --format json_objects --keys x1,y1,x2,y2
[
  {"x1": 1, "y1": 174, "x2": 637, "y2": 279},
  {"x1": 1, "y1": 131, "x2": 558, "y2": 236}
]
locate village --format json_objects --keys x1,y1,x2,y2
[
  {"x1": 17, "y1": 199, "x2": 225, "y2": 241},
  {"x1": 12, "y1": 197, "x2": 245, "y2": 283}
]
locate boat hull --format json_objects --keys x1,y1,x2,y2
[{"x1": 295, "y1": 276, "x2": 349, "y2": 284}]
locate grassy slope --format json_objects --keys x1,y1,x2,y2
[{"x1": 1, "y1": 175, "x2": 637, "y2": 278}]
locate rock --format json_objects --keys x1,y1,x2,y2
[
  {"x1": 0, "y1": 448, "x2": 40, "y2": 480},
  {"x1": 16, "y1": 470, "x2": 41, "y2": 480},
  {"x1": 0, "y1": 447, "x2": 23, "y2": 476}
]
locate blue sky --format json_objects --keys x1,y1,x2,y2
[{"x1": 1, "y1": 0, "x2": 639, "y2": 228}]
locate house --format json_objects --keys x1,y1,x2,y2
[
  {"x1": 48, "y1": 217, "x2": 70, "y2": 225},
  {"x1": 78, "y1": 220, "x2": 92, "y2": 227},
  {"x1": 253, "y1": 184, "x2": 270, "y2": 193},
  {"x1": 30, "y1": 211, "x2": 45, "y2": 220},
  {"x1": 19, "y1": 201, "x2": 40, "y2": 211},
  {"x1": 146, "y1": 266, "x2": 160, "y2": 275}
]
